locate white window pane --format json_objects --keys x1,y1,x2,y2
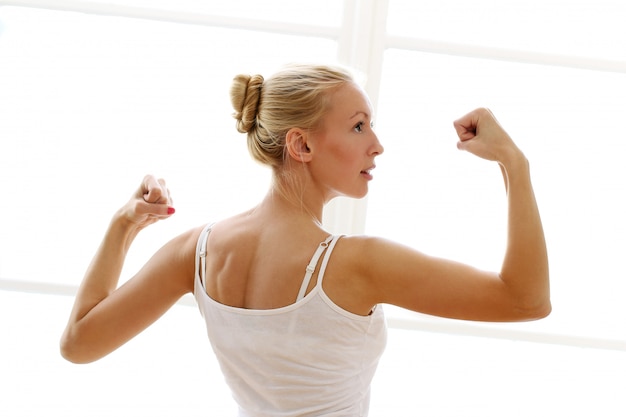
[
  {"x1": 368, "y1": 48, "x2": 626, "y2": 340},
  {"x1": 388, "y1": 0, "x2": 626, "y2": 61},
  {"x1": 0, "y1": 7, "x2": 338, "y2": 284}
]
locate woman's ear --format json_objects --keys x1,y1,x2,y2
[{"x1": 285, "y1": 128, "x2": 312, "y2": 162}]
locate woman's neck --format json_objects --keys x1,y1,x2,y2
[{"x1": 262, "y1": 172, "x2": 325, "y2": 227}]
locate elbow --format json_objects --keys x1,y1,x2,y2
[
  {"x1": 524, "y1": 301, "x2": 552, "y2": 321},
  {"x1": 515, "y1": 296, "x2": 552, "y2": 321},
  {"x1": 525, "y1": 280, "x2": 552, "y2": 321},
  {"x1": 538, "y1": 297, "x2": 552, "y2": 319},
  {"x1": 59, "y1": 327, "x2": 96, "y2": 364},
  {"x1": 59, "y1": 344, "x2": 84, "y2": 365},
  {"x1": 59, "y1": 332, "x2": 84, "y2": 364},
  {"x1": 60, "y1": 345, "x2": 83, "y2": 364},
  {"x1": 503, "y1": 270, "x2": 551, "y2": 321}
]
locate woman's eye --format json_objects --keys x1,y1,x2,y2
[{"x1": 354, "y1": 120, "x2": 374, "y2": 133}]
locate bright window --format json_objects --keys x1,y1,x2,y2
[{"x1": 2, "y1": 1, "x2": 626, "y2": 415}]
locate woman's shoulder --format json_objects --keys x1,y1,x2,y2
[
  {"x1": 319, "y1": 235, "x2": 394, "y2": 315},
  {"x1": 329, "y1": 234, "x2": 422, "y2": 289},
  {"x1": 333, "y1": 234, "x2": 394, "y2": 262},
  {"x1": 330, "y1": 235, "x2": 404, "y2": 285}
]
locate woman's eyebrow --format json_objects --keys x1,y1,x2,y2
[{"x1": 349, "y1": 111, "x2": 370, "y2": 120}]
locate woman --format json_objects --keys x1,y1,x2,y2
[{"x1": 60, "y1": 64, "x2": 550, "y2": 416}]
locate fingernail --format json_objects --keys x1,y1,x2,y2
[{"x1": 167, "y1": 207, "x2": 176, "y2": 215}]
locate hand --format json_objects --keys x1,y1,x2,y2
[
  {"x1": 119, "y1": 175, "x2": 175, "y2": 229},
  {"x1": 453, "y1": 108, "x2": 522, "y2": 166}
]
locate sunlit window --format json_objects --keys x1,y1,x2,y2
[{"x1": 2, "y1": 1, "x2": 626, "y2": 416}]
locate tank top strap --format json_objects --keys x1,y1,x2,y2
[
  {"x1": 195, "y1": 223, "x2": 214, "y2": 290},
  {"x1": 296, "y1": 235, "x2": 340, "y2": 301},
  {"x1": 317, "y1": 235, "x2": 341, "y2": 284}
]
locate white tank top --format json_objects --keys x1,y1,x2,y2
[{"x1": 193, "y1": 224, "x2": 387, "y2": 417}]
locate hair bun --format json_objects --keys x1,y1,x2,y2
[{"x1": 230, "y1": 74, "x2": 264, "y2": 134}]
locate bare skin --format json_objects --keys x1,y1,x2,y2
[{"x1": 60, "y1": 84, "x2": 550, "y2": 364}]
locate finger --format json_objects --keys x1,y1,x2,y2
[
  {"x1": 164, "y1": 186, "x2": 174, "y2": 207},
  {"x1": 140, "y1": 175, "x2": 159, "y2": 202},
  {"x1": 156, "y1": 179, "x2": 174, "y2": 206},
  {"x1": 134, "y1": 200, "x2": 175, "y2": 217},
  {"x1": 143, "y1": 177, "x2": 169, "y2": 204},
  {"x1": 456, "y1": 138, "x2": 473, "y2": 152},
  {"x1": 453, "y1": 114, "x2": 478, "y2": 142}
]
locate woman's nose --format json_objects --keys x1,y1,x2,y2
[{"x1": 371, "y1": 133, "x2": 384, "y2": 155}]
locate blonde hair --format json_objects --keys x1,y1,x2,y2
[{"x1": 230, "y1": 64, "x2": 354, "y2": 169}]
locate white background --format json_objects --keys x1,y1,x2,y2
[{"x1": 1, "y1": 1, "x2": 626, "y2": 415}]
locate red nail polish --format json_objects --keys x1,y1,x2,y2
[{"x1": 167, "y1": 207, "x2": 176, "y2": 215}]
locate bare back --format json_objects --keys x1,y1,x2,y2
[{"x1": 201, "y1": 211, "x2": 376, "y2": 316}]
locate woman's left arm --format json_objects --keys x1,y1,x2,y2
[{"x1": 356, "y1": 109, "x2": 550, "y2": 322}]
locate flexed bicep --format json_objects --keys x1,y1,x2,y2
[{"x1": 363, "y1": 237, "x2": 544, "y2": 322}]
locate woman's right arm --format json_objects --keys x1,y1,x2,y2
[{"x1": 60, "y1": 175, "x2": 198, "y2": 363}]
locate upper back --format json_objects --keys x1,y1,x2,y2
[{"x1": 200, "y1": 211, "x2": 376, "y2": 316}]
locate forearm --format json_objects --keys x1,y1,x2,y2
[{"x1": 499, "y1": 154, "x2": 551, "y2": 317}]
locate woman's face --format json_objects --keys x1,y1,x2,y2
[{"x1": 307, "y1": 82, "x2": 384, "y2": 200}]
